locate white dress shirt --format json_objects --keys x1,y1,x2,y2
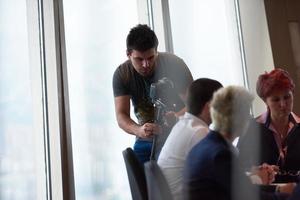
[{"x1": 157, "y1": 112, "x2": 209, "y2": 200}]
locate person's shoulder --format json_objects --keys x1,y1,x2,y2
[
  {"x1": 186, "y1": 126, "x2": 209, "y2": 152},
  {"x1": 187, "y1": 132, "x2": 225, "y2": 164},
  {"x1": 192, "y1": 115, "x2": 209, "y2": 131},
  {"x1": 246, "y1": 115, "x2": 267, "y2": 132},
  {"x1": 158, "y1": 52, "x2": 183, "y2": 61},
  {"x1": 115, "y1": 59, "x2": 132, "y2": 72},
  {"x1": 113, "y1": 60, "x2": 134, "y2": 80},
  {"x1": 291, "y1": 112, "x2": 300, "y2": 124},
  {"x1": 191, "y1": 123, "x2": 209, "y2": 141},
  {"x1": 189, "y1": 132, "x2": 212, "y2": 153},
  {"x1": 157, "y1": 52, "x2": 190, "y2": 75},
  {"x1": 163, "y1": 120, "x2": 192, "y2": 147}
]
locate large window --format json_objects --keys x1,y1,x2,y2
[
  {"x1": 0, "y1": 0, "x2": 47, "y2": 199},
  {"x1": 169, "y1": 0, "x2": 245, "y2": 86},
  {"x1": 63, "y1": 0, "x2": 143, "y2": 199},
  {"x1": 0, "y1": 0, "x2": 273, "y2": 200}
]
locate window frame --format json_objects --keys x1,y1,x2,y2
[
  {"x1": 23, "y1": 0, "x2": 274, "y2": 199},
  {"x1": 26, "y1": 0, "x2": 75, "y2": 199}
]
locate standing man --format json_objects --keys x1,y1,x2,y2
[{"x1": 112, "y1": 24, "x2": 193, "y2": 163}]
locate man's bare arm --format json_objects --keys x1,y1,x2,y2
[{"x1": 114, "y1": 96, "x2": 159, "y2": 138}]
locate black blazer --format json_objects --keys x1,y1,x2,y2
[{"x1": 238, "y1": 117, "x2": 300, "y2": 172}]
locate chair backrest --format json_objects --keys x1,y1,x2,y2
[
  {"x1": 122, "y1": 147, "x2": 148, "y2": 200},
  {"x1": 144, "y1": 161, "x2": 173, "y2": 200}
]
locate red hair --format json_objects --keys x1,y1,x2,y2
[{"x1": 256, "y1": 68, "x2": 295, "y2": 100}]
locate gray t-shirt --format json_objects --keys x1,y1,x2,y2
[
  {"x1": 113, "y1": 52, "x2": 193, "y2": 126},
  {"x1": 113, "y1": 52, "x2": 193, "y2": 156}
]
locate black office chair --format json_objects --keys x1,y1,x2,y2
[
  {"x1": 122, "y1": 147, "x2": 148, "y2": 200},
  {"x1": 144, "y1": 161, "x2": 173, "y2": 200}
]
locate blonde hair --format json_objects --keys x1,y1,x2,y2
[{"x1": 210, "y1": 86, "x2": 254, "y2": 137}]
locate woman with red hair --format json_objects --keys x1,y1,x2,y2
[{"x1": 238, "y1": 68, "x2": 300, "y2": 179}]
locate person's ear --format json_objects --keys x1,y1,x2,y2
[
  {"x1": 126, "y1": 50, "x2": 131, "y2": 58},
  {"x1": 205, "y1": 101, "x2": 211, "y2": 110},
  {"x1": 263, "y1": 98, "x2": 267, "y2": 103},
  {"x1": 203, "y1": 101, "x2": 211, "y2": 116},
  {"x1": 199, "y1": 101, "x2": 212, "y2": 124}
]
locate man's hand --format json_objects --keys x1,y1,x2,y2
[
  {"x1": 137, "y1": 123, "x2": 161, "y2": 138},
  {"x1": 250, "y1": 163, "x2": 278, "y2": 185},
  {"x1": 164, "y1": 107, "x2": 186, "y2": 127},
  {"x1": 164, "y1": 111, "x2": 178, "y2": 127}
]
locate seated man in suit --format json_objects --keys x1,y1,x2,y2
[
  {"x1": 183, "y1": 86, "x2": 296, "y2": 200},
  {"x1": 158, "y1": 78, "x2": 223, "y2": 200}
]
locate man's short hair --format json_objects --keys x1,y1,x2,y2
[
  {"x1": 186, "y1": 78, "x2": 223, "y2": 116},
  {"x1": 210, "y1": 86, "x2": 253, "y2": 135},
  {"x1": 126, "y1": 24, "x2": 159, "y2": 53}
]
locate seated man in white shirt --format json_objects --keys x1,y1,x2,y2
[{"x1": 157, "y1": 78, "x2": 223, "y2": 200}]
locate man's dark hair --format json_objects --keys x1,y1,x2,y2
[
  {"x1": 126, "y1": 24, "x2": 159, "y2": 52},
  {"x1": 187, "y1": 78, "x2": 223, "y2": 116}
]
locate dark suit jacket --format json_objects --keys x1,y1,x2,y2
[
  {"x1": 238, "y1": 116, "x2": 300, "y2": 172},
  {"x1": 183, "y1": 130, "x2": 278, "y2": 200}
]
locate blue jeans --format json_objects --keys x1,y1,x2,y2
[{"x1": 133, "y1": 140, "x2": 153, "y2": 164}]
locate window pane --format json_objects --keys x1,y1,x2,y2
[
  {"x1": 63, "y1": 0, "x2": 140, "y2": 199},
  {"x1": 0, "y1": 1, "x2": 46, "y2": 200},
  {"x1": 169, "y1": 0, "x2": 244, "y2": 86}
]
